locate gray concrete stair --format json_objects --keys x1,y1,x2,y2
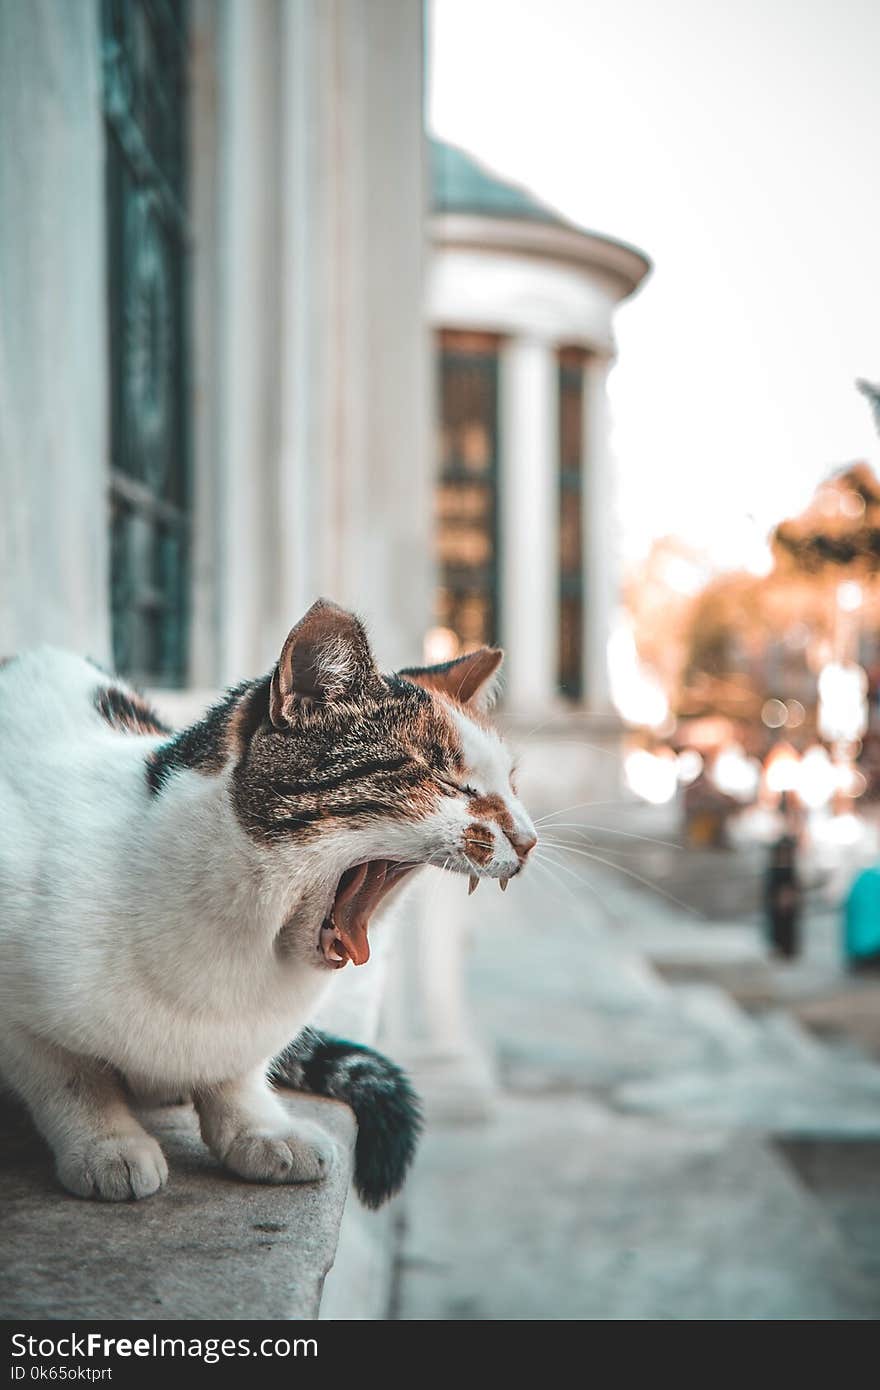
[
  {"x1": 397, "y1": 1093, "x2": 877, "y2": 1320},
  {"x1": 395, "y1": 858, "x2": 880, "y2": 1319}
]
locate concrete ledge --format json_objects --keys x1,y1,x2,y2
[
  {"x1": 319, "y1": 1193, "x2": 397, "y2": 1321},
  {"x1": 0, "y1": 1092, "x2": 355, "y2": 1320}
]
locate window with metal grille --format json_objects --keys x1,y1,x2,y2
[
  {"x1": 101, "y1": 0, "x2": 190, "y2": 685},
  {"x1": 558, "y1": 347, "x2": 587, "y2": 699},
  {"x1": 435, "y1": 331, "x2": 501, "y2": 651}
]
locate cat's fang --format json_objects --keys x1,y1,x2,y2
[
  {"x1": 499, "y1": 876, "x2": 509, "y2": 892},
  {"x1": 468, "y1": 874, "x2": 479, "y2": 895},
  {"x1": 319, "y1": 918, "x2": 348, "y2": 967}
]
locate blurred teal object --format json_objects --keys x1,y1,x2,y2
[{"x1": 844, "y1": 866, "x2": 880, "y2": 962}]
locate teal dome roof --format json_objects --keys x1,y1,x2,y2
[
  {"x1": 429, "y1": 138, "x2": 652, "y2": 297},
  {"x1": 431, "y1": 139, "x2": 571, "y2": 227}
]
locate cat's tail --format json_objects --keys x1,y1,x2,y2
[{"x1": 271, "y1": 1028, "x2": 422, "y2": 1209}]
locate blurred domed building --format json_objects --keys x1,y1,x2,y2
[{"x1": 428, "y1": 140, "x2": 651, "y2": 714}]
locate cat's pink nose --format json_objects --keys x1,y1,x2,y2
[{"x1": 506, "y1": 828, "x2": 537, "y2": 863}]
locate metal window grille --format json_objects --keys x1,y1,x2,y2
[
  {"x1": 101, "y1": 0, "x2": 191, "y2": 685},
  {"x1": 435, "y1": 331, "x2": 501, "y2": 650},
  {"x1": 558, "y1": 348, "x2": 587, "y2": 699}
]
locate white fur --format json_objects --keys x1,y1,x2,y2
[
  {"x1": 0, "y1": 651, "x2": 363, "y2": 1199},
  {"x1": 313, "y1": 633, "x2": 362, "y2": 696},
  {"x1": 0, "y1": 648, "x2": 533, "y2": 1201},
  {"x1": 0, "y1": 653, "x2": 326, "y2": 1086},
  {"x1": 316, "y1": 702, "x2": 535, "y2": 882},
  {"x1": 417, "y1": 707, "x2": 537, "y2": 880}
]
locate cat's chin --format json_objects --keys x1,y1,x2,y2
[{"x1": 320, "y1": 859, "x2": 418, "y2": 969}]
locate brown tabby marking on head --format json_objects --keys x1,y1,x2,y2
[
  {"x1": 270, "y1": 602, "x2": 377, "y2": 728},
  {"x1": 409, "y1": 687, "x2": 466, "y2": 775},
  {"x1": 142, "y1": 666, "x2": 466, "y2": 837},
  {"x1": 146, "y1": 678, "x2": 268, "y2": 794},
  {"x1": 145, "y1": 600, "x2": 485, "y2": 851},
  {"x1": 226, "y1": 680, "x2": 273, "y2": 760},
  {"x1": 467, "y1": 792, "x2": 515, "y2": 839},
  {"x1": 462, "y1": 824, "x2": 495, "y2": 867},
  {"x1": 398, "y1": 648, "x2": 502, "y2": 720},
  {"x1": 230, "y1": 675, "x2": 463, "y2": 845},
  {"x1": 95, "y1": 686, "x2": 171, "y2": 738}
]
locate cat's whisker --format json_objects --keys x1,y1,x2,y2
[
  {"x1": 436, "y1": 856, "x2": 454, "y2": 905},
  {"x1": 536, "y1": 829, "x2": 597, "y2": 847},
  {"x1": 532, "y1": 848, "x2": 591, "y2": 887},
  {"x1": 538, "y1": 835, "x2": 672, "y2": 861},
  {"x1": 536, "y1": 820, "x2": 588, "y2": 829},
  {"x1": 533, "y1": 848, "x2": 627, "y2": 927},
  {"x1": 536, "y1": 835, "x2": 599, "y2": 854},
  {"x1": 538, "y1": 843, "x2": 700, "y2": 918},
  {"x1": 537, "y1": 821, "x2": 682, "y2": 850},
  {"x1": 533, "y1": 848, "x2": 624, "y2": 926},
  {"x1": 507, "y1": 712, "x2": 558, "y2": 741},
  {"x1": 527, "y1": 854, "x2": 585, "y2": 916},
  {"x1": 534, "y1": 796, "x2": 641, "y2": 824}
]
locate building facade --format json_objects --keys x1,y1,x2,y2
[
  {"x1": 0, "y1": 0, "x2": 428, "y2": 1314},
  {"x1": 0, "y1": 4, "x2": 654, "y2": 1308},
  {"x1": 428, "y1": 140, "x2": 650, "y2": 714},
  {"x1": 0, "y1": 0, "x2": 429, "y2": 692}
]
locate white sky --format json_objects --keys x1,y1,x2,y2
[{"x1": 429, "y1": 0, "x2": 880, "y2": 568}]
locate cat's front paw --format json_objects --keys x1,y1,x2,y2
[
  {"x1": 221, "y1": 1124, "x2": 337, "y2": 1185},
  {"x1": 57, "y1": 1134, "x2": 169, "y2": 1201}
]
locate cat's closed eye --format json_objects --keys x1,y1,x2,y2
[{"x1": 436, "y1": 776, "x2": 478, "y2": 798}]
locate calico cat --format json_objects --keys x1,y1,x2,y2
[{"x1": 0, "y1": 600, "x2": 536, "y2": 1205}]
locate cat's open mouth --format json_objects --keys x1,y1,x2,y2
[{"x1": 320, "y1": 860, "x2": 418, "y2": 969}]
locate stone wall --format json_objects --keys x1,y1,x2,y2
[{"x1": 0, "y1": 0, "x2": 110, "y2": 661}]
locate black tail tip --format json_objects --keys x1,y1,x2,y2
[
  {"x1": 271, "y1": 1031, "x2": 424, "y2": 1209},
  {"x1": 350, "y1": 1062, "x2": 424, "y2": 1210}
]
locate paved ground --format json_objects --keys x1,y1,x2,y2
[
  {"x1": 392, "y1": 783, "x2": 880, "y2": 1321},
  {"x1": 571, "y1": 796, "x2": 880, "y2": 1057}
]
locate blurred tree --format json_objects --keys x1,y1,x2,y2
[
  {"x1": 655, "y1": 463, "x2": 880, "y2": 734},
  {"x1": 624, "y1": 536, "x2": 711, "y2": 699},
  {"x1": 772, "y1": 463, "x2": 880, "y2": 576}
]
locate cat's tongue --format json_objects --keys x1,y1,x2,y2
[{"x1": 330, "y1": 860, "x2": 390, "y2": 966}]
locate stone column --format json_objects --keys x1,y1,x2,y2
[
  {"x1": 380, "y1": 871, "x2": 497, "y2": 1122},
  {"x1": 499, "y1": 335, "x2": 559, "y2": 712},
  {"x1": 190, "y1": 0, "x2": 428, "y2": 684},
  {"x1": 275, "y1": 0, "x2": 430, "y2": 671},
  {"x1": 213, "y1": 0, "x2": 284, "y2": 686},
  {"x1": 583, "y1": 353, "x2": 616, "y2": 712}
]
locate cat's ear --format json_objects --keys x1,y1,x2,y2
[
  {"x1": 400, "y1": 647, "x2": 503, "y2": 712},
  {"x1": 270, "y1": 600, "x2": 377, "y2": 727}
]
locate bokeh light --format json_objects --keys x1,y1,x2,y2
[
  {"x1": 764, "y1": 743, "x2": 801, "y2": 794},
  {"x1": 676, "y1": 749, "x2": 704, "y2": 785},
  {"x1": 624, "y1": 748, "x2": 678, "y2": 804},
  {"x1": 711, "y1": 744, "x2": 761, "y2": 802},
  {"x1": 761, "y1": 698, "x2": 787, "y2": 729}
]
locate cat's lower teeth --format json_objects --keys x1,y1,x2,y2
[{"x1": 319, "y1": 915, "x2": 348, "y2": 967}]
